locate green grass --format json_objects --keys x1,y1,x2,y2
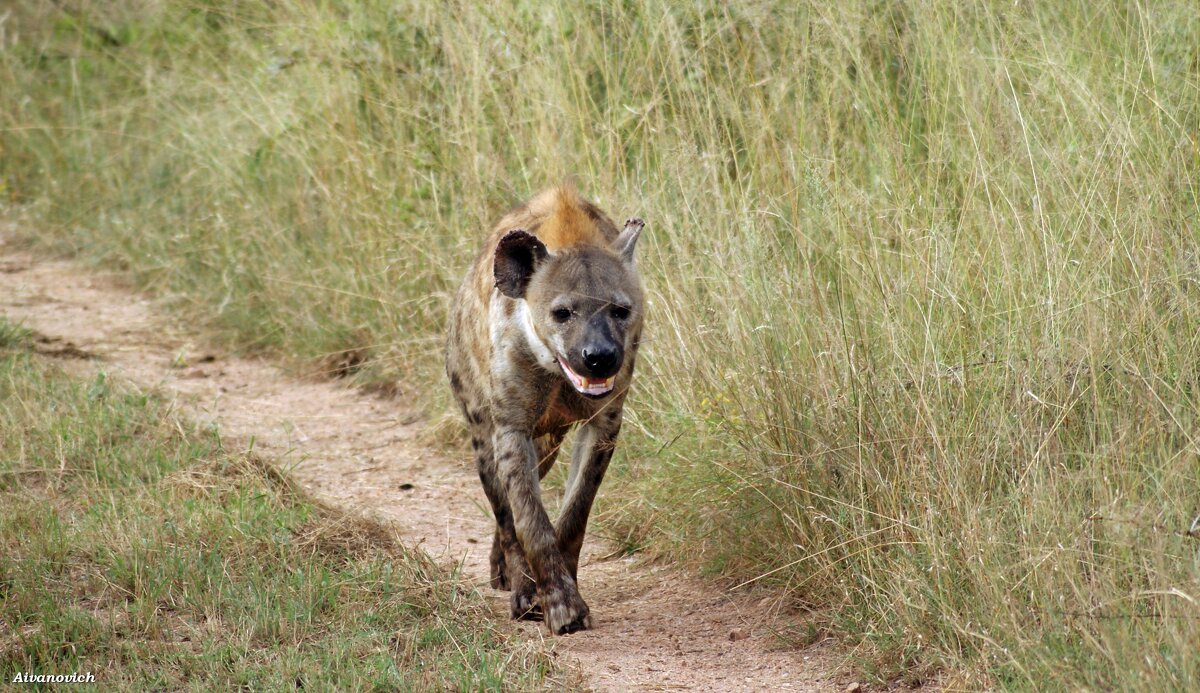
[
  {"x1": 2, "y1": 1, "x2": 1198, "y2": 688},
  {"x1": 0, "y1": 319, "x2": 566, "y2": 690}
]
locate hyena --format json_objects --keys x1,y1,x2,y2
[{"x1": 444, "y1": 185, "x2": 645, "y2": 635}]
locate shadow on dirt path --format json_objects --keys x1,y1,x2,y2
[{"x1": 0, "y1": 236, "x2": 845, "y2": 691}]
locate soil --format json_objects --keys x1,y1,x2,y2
[{"x1": 0, "y1": 235, "x2": 849, "y2": 691}]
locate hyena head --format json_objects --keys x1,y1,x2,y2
[{"x1": 494, "y1": 222, "x2": 644, "y2": 398}]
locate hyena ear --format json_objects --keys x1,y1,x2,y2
[
  {"x1": 494, "y1": 229, "x2": 549, "y2": 299},
  {"x1": 613, "y1": 217, "x2": 645, "y2": 265}
]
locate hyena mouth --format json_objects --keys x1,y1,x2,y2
[{"x1": 556, "y1": 356, "x2": 615, "y2": 396}]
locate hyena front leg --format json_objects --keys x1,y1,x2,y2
[
  {"x1": 555, "y1": 416, "x2": 621, "y2": 582},
  {"x1": 494, "y1": 426, "x2": 591, "y2": 634},
  {"x1": 488, "y1": 429, "x2": 564, "y2": 593},
  {"x1": 474, "y1": 434, "x2": 512, "y2": 591},
  {"x1": 447, "y1": 358, "x2": 520, "y2": 592},
  {"x1": 473, "y1": 427, "x2": 538, "y2": 611}
]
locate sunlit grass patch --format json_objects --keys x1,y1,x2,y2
[{"x1": 0, "y1": 318, "x2": 566, "y2": 690}]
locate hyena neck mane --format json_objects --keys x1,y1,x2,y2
[{"x1": 525, "y1": 185, "x2": 616, "y2": 251}]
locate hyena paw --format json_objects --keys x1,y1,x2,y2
[
  {"x1": 508, "y1": 569, "x2": 541, "y2": 621},
  {"x1": 510, "y1": 580, "x2": 542, "y2": 621},
  {"x1": 540, "y1": 582, "x2": 592, "y2": 635}
]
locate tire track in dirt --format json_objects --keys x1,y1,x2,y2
[{"x1": 0, "y1": 237, "x2": 843, "y2": 691}]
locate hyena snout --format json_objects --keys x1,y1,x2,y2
[
  {"x1": 558, "y1": 327, "x2": 626, "y2": 398},
  {"x1": 580, "y1": 341, "x2": 622, "y2": 378}
]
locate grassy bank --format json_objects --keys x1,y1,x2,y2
[
  {"x1": 3, "y1": 1, "x2": 1198, "y2": 687},
  {"x1": 0, "y1": 320, "x2": 565, "y2": 690}
]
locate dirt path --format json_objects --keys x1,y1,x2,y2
[{"x1": 0, "y1": 236, "x2": 844, "y2": 691}]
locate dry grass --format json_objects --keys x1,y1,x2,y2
[{"x1": 2, "y1": 1, "x2": 1198, "y2": 687}]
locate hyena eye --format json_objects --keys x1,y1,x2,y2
[
  {"x1": 610, "y1": 305, "x2": 631, "y2": 321},
  {"x1": 551, "y1": 307, "x2": 572, "y2": 323}
]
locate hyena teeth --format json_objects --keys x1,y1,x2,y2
[
  {"x1": 556, "y1": 356, "x2": 615, "y2": 395},
  {"x1": 445, "y1": 184, "x2": 645, "y2": 635}
]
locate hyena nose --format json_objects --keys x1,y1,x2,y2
[{"x1": 582, "y1": 345, "x2": 620, "y2": 376}]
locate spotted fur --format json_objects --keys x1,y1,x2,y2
[{"x1": 444, "y1": 185, "x2": 645, "y2": 634}]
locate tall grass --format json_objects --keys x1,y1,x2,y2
[{"x1": 3, "y1": 1, "x2": 1198, "y2": 686}]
